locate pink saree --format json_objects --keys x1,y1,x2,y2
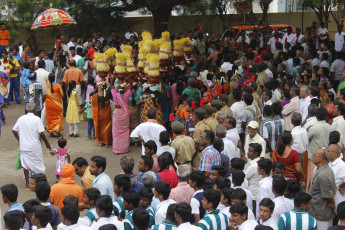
[{"x1": 111, "y1": 89, "x2": 131, "y2": 154}]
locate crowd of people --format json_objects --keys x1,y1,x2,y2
[{"x1": 2, "y1": 19, "x2": 345, "y2": 230}]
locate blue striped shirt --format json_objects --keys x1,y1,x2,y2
[
  {"x1": 151, "y1": 221, "x2": 177, "y2": 230},
  {"x1": 198, "y1": 209, "x2": 230, "y2": 230},
  {"x1": 278, "y1": 209, "x2": 317, "y2": 230}
]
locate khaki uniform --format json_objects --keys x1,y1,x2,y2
[
  {"x1": 204, "y1": 117, "x2": 218, "y2": 135},
  {"x1": 171, "y1": 135, "x2": 195, "y2": 168},
  {"x1": 192, "y1": 120, "x2": 211, "y2": 169},
  {"x1": 252, "y1": 92, "x2": 262, "y2": 109},
  {"x1": 256, "y1": 71, "x2": 268, "y2": 95},
  {"x1": 220, "y1": 105, "x2": 233, "y2": 117}
]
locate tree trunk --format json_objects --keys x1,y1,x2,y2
[
  {"x1": 151, "y1": 7, "x2": 172, "y2": 38},
  {"x1": 261, "y1": 5, "x2": 269, "y2": 22},
  {"x1": 27, "y1": 29, "x2": 39, "y2": 55}
]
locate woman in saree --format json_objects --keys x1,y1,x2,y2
[
  {"x1": 45, "y1": 73, "x2": 63, "y2": 136},
  {"x1": 111, "y1": 82, "x2": 131, "y2": 154},
  {"x1": 272, "y1": 132, "x2": 305, "y2": 182},
  {"x1": 90, "y1": 81, "x2": 112, "y2": 147}
]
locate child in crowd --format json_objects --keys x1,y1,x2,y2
[
  {"x1": 113, "y1": 174, "x2": 131, "y2": 219},
  {"x1": 229, "y1": 202, "x2": 258, "y2": 230},
  {"x1": 123, "y1": 191, "x2": 140, "y2": 230},
  {"x1": 229, "y1": 158, "x2": 249, "y2": 189},
  {"x1": 284, "y1": 180, "x2": 301, "y2": 200},
  {"x1": 151, "y1": 204, "x2": 177, "y2": 230},
  {"x1": 209, "y1": 165, "x2": 226, "y2": 184},
  {"x1": 154, "y1": 181, "x2": 176, "y2": 225},
  {"x1": 31, "y1": 205, "x2": 52, "y2": 230},
  {"x1": 83, "y1": 188, "x2": 101, "y2": 226},
  {"x1": 4, "y1": 210, "x2": 26, "y2": 230},
  {"x1": 139, "y1": 187, "x2": 156, "y2": 227},
  {"x1": 215, "y1": 178, "x2": 231, "y2": 211},
  {"x1": 198, "y1": 189, "x2": 229, "y2": 230},
  {"x1": 220, "y1": 187, "x2": 233, "y2": 218},
  {"x1": 189, "y1": 170, "x2": 206, "y2": 225},
  {"x1": 231, "y1": 188, "x2": 256, "y2": 220},
  {"x1": 50, "y1": 137, "x2": 70, "y2": 183},
  {"x1": 144, "y1": 140, "x2": 159, "y2": 173},
  {"x1": 84, "y1": 98, "x2": 95, "y2": 140},
  {"x1": 278, "y1": 192, "x2": 316, "y2": 230},
  {"x1": 66, "y1": 80, "x2": 82, "y2": 137},
  {"x1": 258, "y1": 198, "x2": 277, "y2": 230}
]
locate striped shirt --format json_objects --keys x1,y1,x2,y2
[
  {"x1": 198, "y1": 146, "x2": 221, "y2": 173},
  {"x1": 151, "y1": 221, "x2": 177, "y2": 230},
  {"x1": 124, "y1": 209, "x2": 134, "y2": 230},
  {"x1": 260, "y1": 117, "x2": 275, "y2": 151},
  {"x1": 83, "y1": 206, "x2": 98, "y2": 226},
  {"x1": 146, "y1": 205, "x2": 156, "y2": 227},
  {"x1": 278, "y1": 209, "x2": 317, "y2": 230},
  {"x1": 113, "y1": 195, "x2": 127, "y2": 219},
  {"x1": 197, "y1": 210, "x2": 230, "y2": 230},
  {"x1": 28, "y1": 81, "x2": 46, "y2": 112}
]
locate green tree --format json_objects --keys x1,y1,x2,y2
[{"x1": 303, "y1": 0, "x2": 340, "y2": 27}]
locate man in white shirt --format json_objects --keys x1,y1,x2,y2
[
  {"x1": 125, "y1": 26, "x2": 138, "y2": 41},
  {"x1": 295, "y1": 28, "x2": 304, "y2": 43},
  {"x1": 224, "y1": 116, "x2": 241, "y2": 156},
  {"x1": 291, "y1": 112, "x2": 309, "y2": 167},
  {"x1": 229, "y1": 202, "x2": 258, "y2": 230},
  {"x1": 272, "y1": 177, "x2": 294, "y2": 224},
  {"x1": 35, "y1": 60, "x2": 50, "y2": 85},
  {"x1": 130, "y1": 109, "x2": 166, "y2": 155},
  {"x1": 220, "y1": 54, "x2": 233, "y2": 72},
  {"x1": 12, "y1": 103, "x2": 51, "y2": 189},
  {"x1": 216, "y1": 124, "x2": 237, "y2": 160},
  {"x1": 244, "y1": 143, "x2": 262, "y2": 203},
  {"x1": 302, "y1": 104, "x2": 318, "y2": 130},
  {"x1": 244, "y1": 121, "x2": 266, "y2": 160},
  {"x1": 231, "y1": 89, "x2": 246, "y2": 141},
  {"x1": 282, "y1": 26, "x2": 296, "y2": 51},
  {"x1": 258, "y1": 198, "x2": 278, "y2": 230},
  {"x1": 262, "y1": 90, "x2": 273, "y2": 107},
  {"x1": 156, "y1": 130, "x2": 176, "y2": 159},
  {"x1": 282, "y1": 86, "x2": 300, "y2": 131},
  {"x1": 335, "y1": 25, "x2": 345, "y2": 52},
  {"x1": 264, "y1": 65, "x2": 273, "y2": 80},
  {"x1": 175, "y1": 203, "x2": 200, "y2": 230},
  {"x1": 154, "y1": 181, "x2": 176, "y2": 225},
  {"x1": 267, "y1": 31, "x2": 282, "y2": 54},
  {"x1": 60, "y1": 205, "x2": 92, "y2": 230},
  {"x1": 318, "y1": 22, "x2": 329, "y2": 42},
  {"x1": 91, "y1": 195, "x2": 124, "y2": 230},
  {"x1": 326, "y1": 144, "x2": 345, "y2": 206},
  {"x1": 332, "y1": 103, "x2": 345, "y2": 146},
  {"x1": 299, "y1": 85, "x2": 311, "y2": 122},
  {"x1": 67, "y1": 35, "x2": 76, "y2": 49},
  {"x1": 331, "y1": 52, "x2": 345, "y2": 83}
]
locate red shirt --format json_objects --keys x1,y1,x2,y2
[{"x1": 158, "y1": 169, "x2": 179, "y2": 189}]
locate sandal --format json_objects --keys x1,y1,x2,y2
[
  {"x1": 74, "y1": 134, "x2": 79, "y2": 137},
  {"x1": 69, "y1": 134, "x2": 73, "y2": 137}
]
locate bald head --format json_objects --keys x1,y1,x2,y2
[
  {"x1": 326, "y1": 144, "x2": 341, "y2": 161},
  {"x1": 313, "y1": 148, "x2": 328, "y2": 164}
]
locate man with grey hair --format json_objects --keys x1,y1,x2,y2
[
  {"x1": 302, "y1": 104, "x2": 318, "y2": 130},
  {"x1": 12, "y1": 102, "x2": 51, "y2": 189},
  {"x1": 142, "y1": 171, "x2": 160, "y2": 209},
  {"x1": 299, "y1": 85, "x2": 311, "y2": 122},
  {"x1": 216, "y1": 112, "x2": 226, "y2": 124},
  {"x1": 216, "y1": 124, "x2": 237, "y2": 161},
  {"x1": 291, "y1": 112, "x2": 309, "y2": 168},
  {"x1": 326, "y1": 144, "x2": 345, "y2": 207},
  {"x1": 169, "y1": 164, "x2": 194, "y2": 204}
]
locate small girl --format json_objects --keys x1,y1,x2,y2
[
  {"x1": 50, "y1": 137, "x2": 70, "y2": 183},
  {"x1": 66, "y1": 80, "x2": 82, "y2": 137}
]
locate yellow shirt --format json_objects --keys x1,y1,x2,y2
[
  {"x1": 204, "y1": 117, "x2": 218, "y2": 135},
  {"x1": 171, "y1": 135, "x2": 195, "y2": 164},
  {"x1": 81, "y1": 166, "x2": 94, "y2": 190},
  {"x1": 9, "y1": 58, "x2": 19, "y2": 78}
]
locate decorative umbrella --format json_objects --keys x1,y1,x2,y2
[{"x1": 31, "y1": 6, "x2": 76, "y2": 30}]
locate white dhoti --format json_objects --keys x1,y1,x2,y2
[{"x1": 20, "y1": 149, "x2": 46, "y2": 177}]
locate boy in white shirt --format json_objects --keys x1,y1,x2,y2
[
  {"x1": 31, "y1": 205, "x2": 52, "y2": 230},
  {"x1": 229, "y1": 202, "x2": 258, "y2": 230},
  {"x1": 272, "y1": 177, "x2": 294, "y2": 224},
  {"x1": 230, "y1": 188, "x2": 256, "y2": 221},
  {"x1": 174, "y1": 203, "x2": 200, "y2": 230},
  {"x1": 154, "y1": 181, "x2": 176, "y2": 225},
  {"x1": 4, "y1": 210, "x2": 27, "y2": 230},
  {"x1": 258, "y1": 198, "x2": 278, "y2": 230}
]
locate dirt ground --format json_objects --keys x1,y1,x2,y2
[{"x1": 0, "y1": 101, "x2": 142, "y2": 224}]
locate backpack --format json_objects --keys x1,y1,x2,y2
[{"x1": 246, "y1": 106, "x2": 262, "y2": 127}]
